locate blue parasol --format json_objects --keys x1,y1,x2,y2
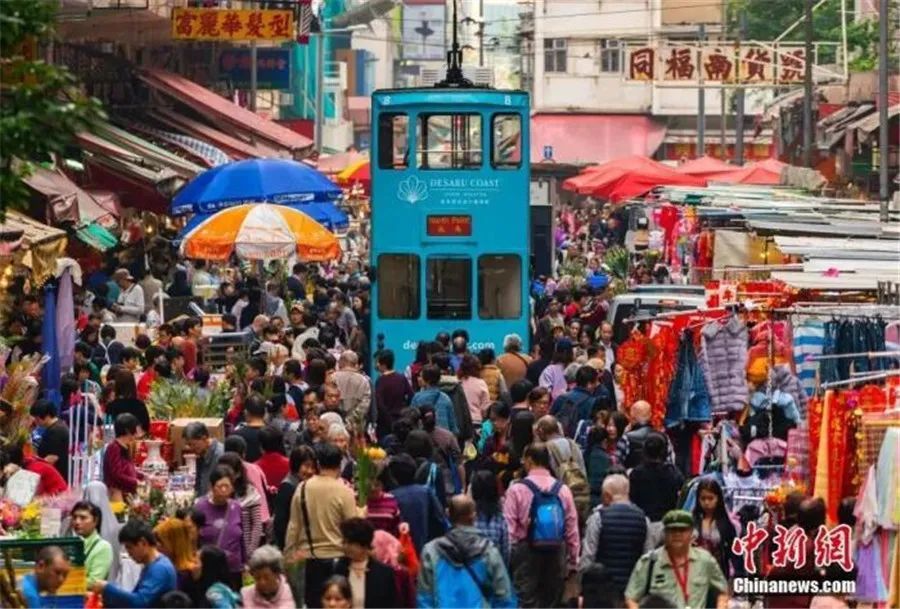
[{"x1": 171, "y1": 158, "x2": 343, "y2": 215}]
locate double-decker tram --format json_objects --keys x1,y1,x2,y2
[{"x1": 368, "y1": 30, "x2": 530, "y2": 372}]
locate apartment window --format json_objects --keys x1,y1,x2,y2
[
  {"x1": 544, "y1": 38, "x2": 567, "y2": 73},
  {"x1": 598, "y1": 39, "x2": 622, "y2": 73}
]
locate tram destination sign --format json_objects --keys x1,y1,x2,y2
[{"x1": 427, "y1": 215, "x2": 472, "y2": 236}]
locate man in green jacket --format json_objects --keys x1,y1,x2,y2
[{"x1": 71, "y1": 501, "x2": 113, "y2": 585}]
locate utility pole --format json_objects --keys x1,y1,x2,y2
[
  {"x1": 878, "y1": 0, "x2": 890, "y2": 222},
  {"x1": 315, "y1": 32, "x2": 324, "y2": 153},
  {"x1": 735, "y1": 10, "x2": 746, "y2": 165},
  {"x1": 479, "y1": 0, "x2": 485, "y2": 67},
  {"x1": 698, "y1": 23, "x2": 706, "y2": 156},
  {"x1": 249, "y1": 40, "x2": 257, "y2": 112},
  {"x1": 802, "y1": 0, "x2": 814, "y2": 167},
  {"x1": 720, "y1": 0, "x2": 727, "y2": 160}
]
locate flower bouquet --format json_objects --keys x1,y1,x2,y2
[
  {"x1": 0, "y1": 499, "x2": 20, "y2": 531},
  {"x1": 355, "y1": 446, "x2": 387, "y2": 507},
  {"x1": 17, "y1": 502, "x2": 41, "y2": 539}
]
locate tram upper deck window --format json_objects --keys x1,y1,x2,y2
[
  {"x1": 491, "y1": 114, "x2": 522, "y2": 168},
  {"x1": 418, "y1": 114, "x2": 482, "y2": 169},
  {"x1": 427, "y1": 257, "x2": 472, "y2": 319},
  {"x1": 377, "y1": 254, "x2": 419, "y2": 318},
  {"x1": 377, "y1": 113, "x2": 409, "y2": 169},
  {"x1": 479, "y1": 255, "x2": 521, "y2": 319}
]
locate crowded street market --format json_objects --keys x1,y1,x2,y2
[{"x1": 1, "y1": 1, "x2": 899, "y2": 608}]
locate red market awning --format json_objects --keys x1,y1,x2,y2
[
  {"x1": 22, "y1": 165, "x2": 119, "y2": 229},
  {"x1": 530, "y1": 114, "x2": 666, "y2": 164},
  {"x1": 139, "y1": 68, "x2": 313, "y2": 158},
  {"x1": 715, "y1": 158, "x2": 787, "y2": 185},
  {"x1": 562, "y1": 155, "x2": 706, "y2": 202},
  {"x1": 673, "y1": 155, "x2": 737, "y2": 178},
  {"x1": 149, "y1": 108, "x2": 283, "y2": 160}
]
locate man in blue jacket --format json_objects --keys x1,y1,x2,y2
[
  {"x1": 418, "y1": 495, "x2": 516, "y2": 609},
  {"x1": 20, "y1": 546, "x2": 70, "y2": 609},
  {"x1": 91, "y1": 520, "x2": 176, "y2": 608}
]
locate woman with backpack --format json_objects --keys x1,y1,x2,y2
[{"x1": 470, "y1": 470, "x2": 510, "y2": 565}]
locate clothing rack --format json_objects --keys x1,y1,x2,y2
[
  {"x1": 820, "y1": 369, "x2": 900, "y2": 389},
  {"x1": 807, "y1": 350, "x2": 900, "y2": 361}
]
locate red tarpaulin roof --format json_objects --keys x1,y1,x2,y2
[
  {"x1": 139, "y1": 69, "x2": 313, "y2": 157},
  {"x1": 562, "y1": 155, "x2": 706, "y2": 201},
  {"x1": 674, "y1": 155, "x2": 737, "y2": 177},
  {"x1": 715, "y1": 157, "x2": 787, "y2": 185},
  {"x1": 530, "y1": 115, "x2": 666, "y2": 164}
]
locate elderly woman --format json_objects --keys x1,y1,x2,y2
[
  {"x1": 240, "y1": 545, "x2": 296, "y2": 609},
  {"x1": 326, "y1": 423, "x2": 355, "y2": 482}
]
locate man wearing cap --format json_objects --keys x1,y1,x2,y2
[
  {"x1": 111, "y1": 269, "x2": 145, "y2": 323},
  {"x1": 624, "y1": 509, "x2": 728, "y2": 609}
]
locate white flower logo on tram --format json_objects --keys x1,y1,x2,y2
[{"x1": 397, "y1": 175, "x2": 428, "y2": 204}]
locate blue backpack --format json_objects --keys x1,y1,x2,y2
[{"x1": 521, "y1": 479, "x2": 566, "y2": 550}]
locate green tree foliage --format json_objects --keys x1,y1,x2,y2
[
  {"x1": 0, "y1": 0, "x2": 105, "y2": 219},
  {"x1": 728, "y1": 0, "x2": 894, "y2": 72}
]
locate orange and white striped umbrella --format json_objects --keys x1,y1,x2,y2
[{"x1": 180, "y1": 203, "x2": 341, "y2": 262}]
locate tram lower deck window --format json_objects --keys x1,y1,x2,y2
[
  {"x1": 377, "y1": 254, "x2": 419, "y2": 318},
  {"x1": 427, "y1": 258, "x2": 472, "y2": 319},
  {"x1": 478, "y1": 255, "x2": 521, "y2": 319}
]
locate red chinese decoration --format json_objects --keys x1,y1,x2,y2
[
  {"x1": 732, "y1": 521, "x2": 769, "y2": 574},
  {"x1": 665, "y1": 48, "x2": 695, "y2": 79},
  {"x1": 814, "y1": 524, "x2": 854, "y2": 571},
  {"x1": 771, "y1": 524, "x2": 809, "y2": 569},
  {"x1": 629, "y1": 48, "x2": 655, "y2": 80}
]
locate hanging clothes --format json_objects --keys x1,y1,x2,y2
[
  {"x1": 699, "y1": 316, "x2": 749, "y2": 415},
  {"x1": 645, "y1": 323, "x2": 678, "y2": 429},
  {"x1": 616, "y1": 332, "x2": 651, "y2": 413},
  {"x1": 665, "y1": 328, "x2": 711, "y2": 428},
  {"x1": 792, "y1": 317, "x2": 825, "y2": 397},
  {"x1": 771, "y1": 364, "x2": 809, "y2": 421}
]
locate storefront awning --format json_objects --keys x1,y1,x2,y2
[
  {"x1": 149, "y1": 108, "x2": 286, "y2": 160},
  {"x1": 22, "y1": 165, "x2": 119, "y2": 229},
  {"x1": 0, "y1": 211, "x2": 67, "y2": 285},
  {"x1": 850, "y1": 104, "x2": 900, "y2": 141},
  {"x1": 530, "y1": 114, "x2": 666, "y2": 164},
  {"x1": 139, "y1": 69, "x2": 314, "y2": 158}
]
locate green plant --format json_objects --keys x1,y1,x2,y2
[
  {"x1": 604, "y1": 246, "x2": 630, "y2": 280},
  {"x1": 146, "y1": 378, "x2": 230, "y2": 420},
  {"x1": 0, "y1": 0, "x2": 105, "y2": 218}
]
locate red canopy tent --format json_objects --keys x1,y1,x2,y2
[
  {"x1": 562, "y1": 155, "x2": 706, "y2": 202},
  {"x1": 715, "y1": 158, "x2": 787, "y2": 185},
  {"x1": 674, "y1": 155, "x2": 736, "y2": 178}
]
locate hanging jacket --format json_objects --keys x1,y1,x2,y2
[
  {"x1": 665, "y1": 329, "x2": 712, "y2": 428},
  {"x1": 771, "y1": 364, "x2": 809, "y2": 421},
  {"x1": 699, "y1": 317, "x2": 748, "y2": 415}
]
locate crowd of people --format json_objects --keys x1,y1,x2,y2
[{"x1": 3, "y1": 209, "x2": 860, "y2": 609}]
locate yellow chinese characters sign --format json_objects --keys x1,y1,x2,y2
[{"x1": 172, "y1": 8, "x2": 294, "y2": 42}]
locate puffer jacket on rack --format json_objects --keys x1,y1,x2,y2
[{"x1": 699, "y1": 316, "x2": 749, "y2": 415}]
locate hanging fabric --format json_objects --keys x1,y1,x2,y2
[
  {"x1": 699, "y1": 316, "x2": 748, "y2": 415},
  {"x1": 665, "y1": 328, "x2": 711, "y2": 428}
]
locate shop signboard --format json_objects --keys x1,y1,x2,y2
[
  {"x1": 172, "y1": 8, "x2": 294, "y2": 41},
  {"x1": 219, "y1": 48, "x2": 291, "y2": 90}
]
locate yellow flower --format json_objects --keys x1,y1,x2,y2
[
  {"x1": 110, "y1": 502, "x2": 127, "y2": 515},
  {"x1": 21, "y1": 502, "x2": 41, "y2": 521}
]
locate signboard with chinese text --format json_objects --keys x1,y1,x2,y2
[
  {"x1": 701, "y1": 46, "x2": 736, "y2": 82},
  {"x1": 402, "y1": 2, "x2": 446, "y2": 60},
  {"x1": 626, "y1": 43, "x2": 812, "y2": 85},
  {"x1": 218, "y1": 48, "x2": 290, "y2": 89},
  {"x1": 739, "y1": 46, "x2": 775, "y2": 83},
  {"x1": 776, "y1": 47, "x2": 806, "y2": 84},
  {"x1": 427, "y1": 215, "x2": 472, "y2": 236},
  {"x1": 172, "y1": 8, "x2": 294, "y2": 41},
  {"x1": 662, "y1": 46, "x2": 697, "y2": 81}
]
